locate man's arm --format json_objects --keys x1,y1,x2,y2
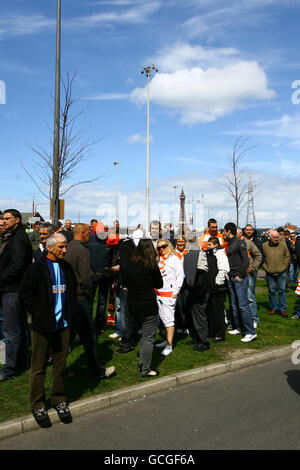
[
  {"x1": 248, "y1": 240, "x2": 262, "y2": 272},
  {"x1": 237, "y1": 240, "x2": 249, "y2": 279},
  {"x1": 76, "y1": 249, "x2": 94, "y2": 302}
]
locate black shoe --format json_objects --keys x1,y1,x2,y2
[
  {"x1": 142, "y1": 370, "x2": 160, "y2": 378},
  {"x1": 46, "y1": 355, "x2": 53, "y2": 367},
  {"x1": 32, "y1": 407, "x2": 52, "y2": 428},
  {"x1": 54, "y1": 402, "x2": 72, "y2": 424},
  {"x1": 194, "y1": 343, "x2": 210, "y2": 351},
  {"x1": 213, "y1": 337, "x2": 225, "y2": 343},
  {"x1": 0, "y1": 373, "x2": 15, "y2": 382},
  {"x1": 186, "y1": 340, "x2": 196, "y2": 345},
  {"x1": 115, "y1": 346, "x2": 134, "y2": 355}
]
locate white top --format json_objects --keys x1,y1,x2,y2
[
  {"x1": 132, "y1": 228, "x2": 143, "y2": 246},
  {"x1": 214, "y1": 247, "x2": 230, "y2": 285},
  {"x1": 157, "y1": 254, "x2": 184, "y2": 295}
]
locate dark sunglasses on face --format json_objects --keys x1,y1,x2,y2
[{"x1": 158, "y1": 244, "x2": 168, "y2": 250}]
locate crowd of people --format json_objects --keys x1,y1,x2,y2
[{"x1": 0, "y1": 209, "x2": 300, "y2": 428}]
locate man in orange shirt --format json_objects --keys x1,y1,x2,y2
[{"x1": 198, "y1": 218, "x2": 227, "y2": 252}]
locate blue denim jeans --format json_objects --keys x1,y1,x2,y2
[
  {"x1": 247, "y1": 271, "x2": 259, "y2": 324},
  {"x1": 295, "y1": 297, "x2": 300, "y2": 318},
  {"x1": 228, "y1": 277, "x2": 256, "y2": 335},
  {"x1": 114, "y1": 283, "x2": 123, "y2": 337},
  {"x1": 0, "y1": 292, "x2": 29, "y2": 378},
  {"x1": 0, "y1": 306, "x2": 8, "y2": 343},
  {"x1": 266, "y1": 272, "x2": 286, "y2": 312},
  {"x1": 289, "y1": 262, "x2": 299, "y2": 283}
]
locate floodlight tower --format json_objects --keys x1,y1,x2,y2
[{"x1": 141, "y1": 64, "x2": 158, "y2": 231}]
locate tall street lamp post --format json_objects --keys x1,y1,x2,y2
[
  {"x1": 141, "y1": 64, "x2": 158, "y2": 231},
  {"x1": 113, "y1": 161, "x2": 120, "y2": 223},
  {"x1": 52, "y1": 0, "x2": 61, "y2": 227}
]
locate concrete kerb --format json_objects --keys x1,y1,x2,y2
[{"x1": 0, "y1": 345, "x2": 292, "y2": 442}]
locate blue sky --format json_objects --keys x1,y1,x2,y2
[{"x1": 1, "y1": 0, "x2": 300, "y2": 229}]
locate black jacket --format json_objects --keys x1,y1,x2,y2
[
  {"x1": 118, "y1": 238, "x2": 136, "y2": 287},
  {"x1": 183, "y1": 248, "x2": 209, "y2": 299},
  {"x1": 0, "y1": 224, "x2": 33, "y2": 293},
  {"x1": 126, "y1": 263, "x2": 163, "y2": 317},
  {"x1": 227, "y1": 236, "x2": 249, "y2": 279},
  {"x1": 88, "y1": 235, "x2": 113, "y2": 276},
  {"x1": 19, "y1": 254, "x2": 77, "y2": 334}
]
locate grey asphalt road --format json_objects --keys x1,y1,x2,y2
[{"x1": 1, "y1": 356, "x2": 299, "y2": 451}]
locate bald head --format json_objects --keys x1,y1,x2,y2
[
  {"x1": 269, "y1": 230, "x2": 279, "y2": 244},
  {"x1": 73, "y1": 223, "x2": 90, "y2": 244}
]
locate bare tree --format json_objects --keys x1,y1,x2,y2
[
  {"x1": 22, "y1": 72, "x2": 107, "y2": 220},
  {"x1": 220, "y1": 136, "x2": 259, "y2": 227}
]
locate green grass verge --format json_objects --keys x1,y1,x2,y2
[{"x1": 1, "y1": 278, "x2": 300, "y2": 424}]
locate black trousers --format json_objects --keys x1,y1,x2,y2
[
  {"x1": 30, "y1": 327, "x2": 70, "y2": 410},
  {"x1": 206, "y1": 291, "x2": 226, "y2": 339},
  {"x1": 73, "y1": 300, "x2": 105, "y2": 376},
  {"x1": 187, "y1": 291, "x2": 210, "y2": 346},
  {"x1": 175, "y1": 281, "x2": 189, "y2": 330},
  {"x1": 93, "y1": 278, "x2": 111, "y2": 332}
]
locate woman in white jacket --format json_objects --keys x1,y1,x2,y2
[{"x1": 156, "y1": 239, "x2": 184, "y2": 356}]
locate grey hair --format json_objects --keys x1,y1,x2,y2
[
  {"x1": 46, "y1": 233, "x2": 67, "y2": 249},
  {"x1": 40, "y1": 222, "x2": 55, "y2": 235}
]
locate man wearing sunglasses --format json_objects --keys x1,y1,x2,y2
[{"x1": 0, "y1": 209, "x2": 33, "y2": 382}]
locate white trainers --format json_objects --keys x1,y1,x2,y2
[
  {"x1": 109, "y1": 332, "x2": 120, "y2": 339},
  {"x1": 241, "y1": 334, "x2": 257, "y2": 343},
  {"x1": 228, "y1": 329, "x2": 242, "y2": 335},
  {"x1": 103, "y1": 366, "x2": 116, "y2": 378},
  {"x1": 155, "y1": 340, "x2": 167, "y2": 348},
  {"x1": 161, "y1": 345, "x2": 173, "y2": 356}
]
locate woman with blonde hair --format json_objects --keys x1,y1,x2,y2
[{"x1": 156, "y1": 238, "x2": 184, "y2": 356}]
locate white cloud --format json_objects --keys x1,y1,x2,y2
[
  {"x1": 130, "y1": 58, "x2": 275, "y2": 124},
  {"x1": 0, "y1": 1, "x2": 162, "y2": 39},
  {"x1": 84, "y1": 92, "x2": 130, "y2": 100},
  {"x1": 226, "y1": 114, "x2": 300, "y2": 142},
  {"x1": 0, "y1": 15, "x2": 55, "y2": 38},
  {"x1": 127, "y1": 133, "x2": 153, "y2": 144},
  {"x1": 151, "y1": 41, "x2": 239, "y2": 72},
  {"x1": 64, "y1": 1, "x2": 162, "y2": 30},
  {"x1": 180, "y1": 0, "x2": 293, "y2": 39}
]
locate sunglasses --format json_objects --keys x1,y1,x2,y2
[{"x1": 158, "y1": 244, "x2": 168, "y2": 250}]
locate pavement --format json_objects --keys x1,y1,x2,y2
[{"x1": 0, "y1": 343, "x2": 293, "y2": 442}]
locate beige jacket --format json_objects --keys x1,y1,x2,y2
[
  {"x1": 245, "y1": 238, "x2": 262, "y2": 272},
  {"x1": 262, "y1": 241, "x2": 290, "y2": 276}
]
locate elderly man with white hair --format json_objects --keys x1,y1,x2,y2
[
  {"x1": 19, "y1": 232, "x2": 77, "y2": 427},
  {"x1": 262, "y1": 230, "x2": 290, "y2": 317}
]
